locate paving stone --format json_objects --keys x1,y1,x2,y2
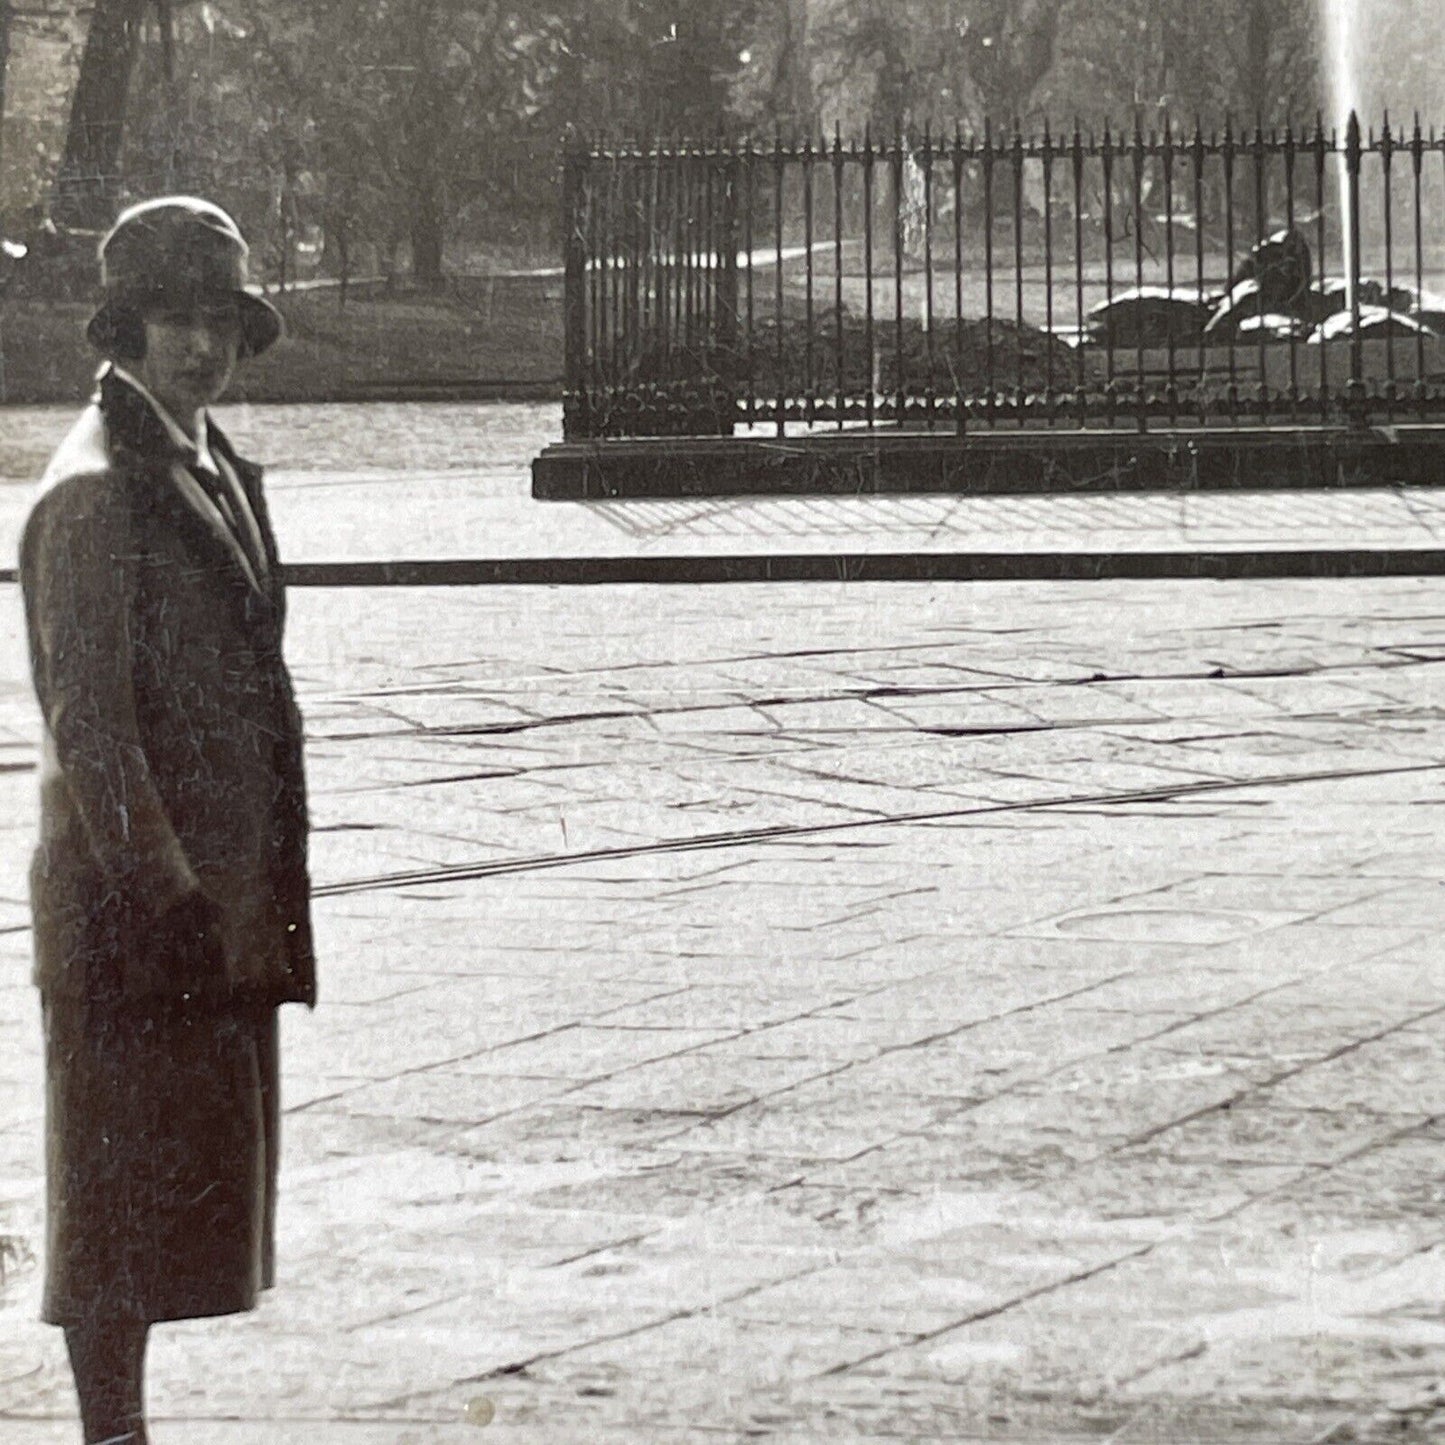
[{"x1": 4, "y1": 405, "x2": 1445, "y2": 1439}]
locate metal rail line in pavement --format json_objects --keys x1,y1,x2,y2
[{"x1": 4, "y1": 547, "x2": 1445, "y2": 587}]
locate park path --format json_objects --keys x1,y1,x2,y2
[{"x1": 0, "y1": 402, "x2": 1442, "y2": 1440}]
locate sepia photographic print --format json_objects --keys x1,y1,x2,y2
[{"x1": 2, "y1": 2, "x2": 1445, "y2": 1441}]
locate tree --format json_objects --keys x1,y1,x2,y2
[
  {"x1": 546, "y1": 0, "x2": 759, "y2": 139},
  {"x1": 958, "y1": 0, "x2": 1064, "y2": 125},
  {"x1": 813, "y1": 0, "x2": 1065, "y2": 133},
  {"x1": 52, "y1": 0, "x2": 143, "y2": 225},
  {"x1": 1046, "y1": 0, "x2": 1316, "y2": 128},
  {"x1": 53, "y1": 0, "x2": 198, "y2": 227},
  {"x1": 764, "y1": 0, "x2": 814, "y2": 135},
  {"x1": 813, "y1": 0, "x2": 915, "y2": 131},
  {"x1": 131, "y1": 0, "x2": 572, "y2": 286},
  {"x1": 375, "y1": 1, "x2": 573, "y2": 283}
]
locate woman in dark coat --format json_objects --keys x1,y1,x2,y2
[{"x1": 20, "y1": 196, "x2": 317, "y2": 1445}]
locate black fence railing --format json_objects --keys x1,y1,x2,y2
[{"x1": 562, "y1": 116, "x2": 1445, "y2": 441}]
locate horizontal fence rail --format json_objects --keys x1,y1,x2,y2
[{"x1": 562, "y1": 116, "x2": 1445, "y2": 441}]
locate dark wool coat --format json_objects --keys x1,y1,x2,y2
[{"x1": 20, "y1": 369, "x2": 317, "y2": 1324}]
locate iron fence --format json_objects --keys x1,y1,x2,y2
[{"x1": 562, "y1": 116, "x2": 1445, "y2": 441}]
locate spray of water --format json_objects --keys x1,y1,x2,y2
[{"x1": 1320, "y1": 0, "x2": 1360, "y2": 309}]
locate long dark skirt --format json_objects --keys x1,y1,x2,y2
[{"x1": 41, "y1": 992, "x2": 279, "y2": 1326}]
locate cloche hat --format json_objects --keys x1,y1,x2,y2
[{"x1": 86, "y1": 196, "x2": 283, "y2": 358}]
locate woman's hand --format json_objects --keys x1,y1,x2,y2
[{"x1": 151, "y1": 889, "x2": 229, "y2": 1003}]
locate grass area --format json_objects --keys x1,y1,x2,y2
[{"x1": 0, "y1": 275, "x2": 565, "y2": 406}]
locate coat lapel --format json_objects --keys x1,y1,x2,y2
[
  {"x1": 38, "y1": 405, "x2": 111, "y2": 493},
  {"x1": 99, "y1": 372, "x2": 268, "y2": 597},
  {"x1": 164, "y1": 462, "x2": 265, "y2": 594},
  {"x1": 208, "y1": 422, "x2": 281, "y2": 600}
]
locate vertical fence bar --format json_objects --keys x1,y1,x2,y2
[
  {"x1": 702, "y1": 143, "x2": 714, "y2": 349},
  {"x1": 609, "y1": 146, "x2": 621, "y2": 425},
  {"x1": 639, "y1": 151, "x2": 653, "y2": 406},
  {"x1": 666, "y1": 140, "x2": 678, "y2": 384},
  {"x1": 863, "y1": 126, "x2": 875, "y2": 429},
  {"x1": 1439, "y1": 130, "x2": 1445, "y2": 419},
  {"x1": 639, "y1": 144, "x2": 653, "y2": 382},
  {"x1": 1102, "y1": 122, "x2": 1115, "y2": 424},
  {"x1": 1252, "y1": 120, "x2": 1268, "y2": 416},
  {"x1": 614, "y1": 151, "x2": 627, "y2": 412},
  {"x1": 1412, "y1": 115, "x2": 1426, "y2": 419},
  {"x1": 1132, "y1": 114, "x2": 1147, "y2": 431},
  {"x1": 923, "y1": 124, "x2": 936, "y2": 429},
  {"x1": 955, "y1": 125, "x2": 967, "y2": 435},
  {"x1": 716, "y1": 145, "x2": 740, "y2": 437},
  {"x1": 653, "y1": 145, "x2": 666, "y2": 368},
  {"x1": 803, "y1": 133, "x2": 816, "y2": 426},
  {"x1": 590, "y1": 144, "x2": 604, "y2": 420},
  {"x1": 608, "y1": 147, "x2": 621, "y2": 404},
  {"x1": 1072, "y1": 121, "x2": 1086, "y2": 424},
  {"x1": 1381, "y1": 113, "x2": 1396, "y2": 419},
  {"x1": 1283, "y1": 120, "x2": 1299, "y2": 419},
  {"x1": 654, "y1": 143, "x2": 670, "y2": 423},
  {"x1": 696, "y1": 142, "x2": 709, "y2": 360},
  {"x1": 1314, "y1": 116, "x2": 1329, "y2": 422},
  {"x1": 685, "y1": 143, "x2": 698, "y2": 357},
  {"x1": 1162, "y1": 115, "x2": 1178, "y2": 424},
  {"x1": 633, "y1": 145, "x2": 650, "y2": 428},
  {"x1": 892, "y1": 129, "x2": 906, "y2": 425},
  {"x1": 833, "y1": 125, "x2": 845, "y2": 429},
  {"x1": 561, "y1": 136, "x2": 589, "y2": 440},
  {"x1": 677, "y1": 139, "x2": 690, "y2": 364},
  {"x1": 699, "y1": 143, "x2": 712, "y2": 410},
  {"x1": 606, "y1": 145, "x2": 618, "y2": 425},
  {"x1": 698, "y1": 144, "x2": 709, "y2": 361},
  {"x1": 1042, "y1": 121, "x2": 1055, "y2": 423},
  {"x1": 743, "y1": 138, "x2": 755, "y2": 428},
  {"x1": 1192, "y1": 120, "x2": 1207, "y2": 425},
  {"x1": 622, "y1": 151, "x2": 634, "y2": 407},
  {"x1": 774, "y1": 132, "x2": 786, "y2": 436},
  {"x1": 644, "y1": 150, "x2": 656, "y2": 427},
  {"x1": 671, "y1": 141, "x2": 685, "y2": 373},
  {"x1": 649, "y1": 150, "x2": 661, "y2": 424},
  {"x1": 628, "y1": 150, "x2": 642, "y2": 402},
  {"x1": 984, "y1": 118, "x2": 996, "y2": 426},
  {"x1": 597, "y1": 146, "x2": 609, "y2": 416},
  {"x1": 1346, "y1": 110, "x2": 1365, "y2": 428},
  {"x1": 589, "y1": 144, "x2": 605, "y2": 425},
  {"x1": 665, "y1": 142, "x2": 676, "y2": 393},
  {"x1": 1013, "y1": 122, "x2": 1026, "y2": 425},
  {"x1": 1222, "y1": 119, "x2": 1238, "y2": 424}
]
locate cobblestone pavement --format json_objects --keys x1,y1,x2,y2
[{"x1": 0, "y1": 404, "x2": 1443, "y2": 1441}]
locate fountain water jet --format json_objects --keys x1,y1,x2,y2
[{"x1": 1320, "y1": 0, "x2": 1361, "y2": 311}]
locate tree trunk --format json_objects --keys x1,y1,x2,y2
[
  {"x1": 402, "y1": 0, "x2": 445, "y2": 288},
  {"x1": 323, "y1": 206, "x2": 352, "y2": 306},
  {"x1": 409, "y1": 190, "x2": 444, "y2": 287},
  {"x1": 965, "y1": 0, "x2": 1062, "y2": 127},
  {"x1": 336, "y1": 224, "x2": 350, "y2": 308},
  {"x1": 769, "y1": 0, "x2": 812, "y2": 133},
  {"x1": 1, "y1": 0, "x2": 14, "y2": 208},
  {"x1": 384, "y1": 232, "x2": 401, "y2": 294},
  {"x1": 1240, "y1": 0, "x2": 1275, "y2": 124},
  {"x1": 54, "y1": 0, "x2": 145, "y2": 228}
]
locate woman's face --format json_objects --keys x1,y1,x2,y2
[{"x1": 137, "y1": 298, "x2": 244, "y2": 423}]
